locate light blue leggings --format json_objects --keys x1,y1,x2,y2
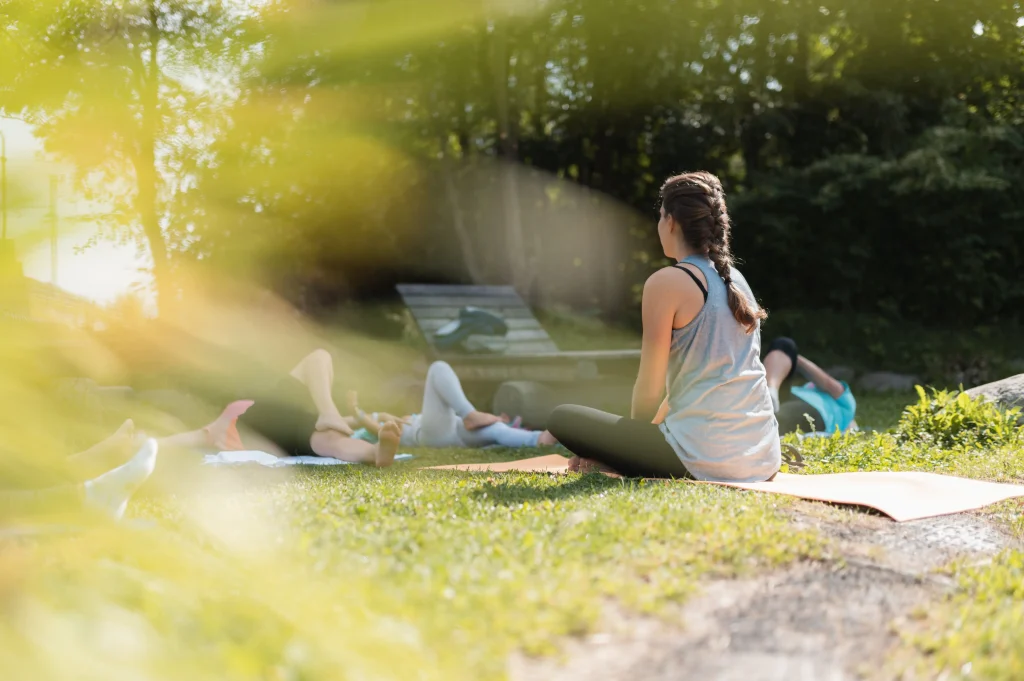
[{"x1": 404, "y1": 361, "x2": 542, "y2": 448}]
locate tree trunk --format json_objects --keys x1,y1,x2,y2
[
  {"x1": 490, "y1": 18, "x2": 531, "y2": 297},
  {"x1": 137, "y1": 2, "x2": 171, "y2": 315}
]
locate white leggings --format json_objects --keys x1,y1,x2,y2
[{"x1": 404, "y1": 361, "x2": 543, "y2": 448}]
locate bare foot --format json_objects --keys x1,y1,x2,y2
[
  {"x1": 204, "y1": 400, "x2": 254, "y2": 451},
  {"x1": 537, "y1": 430, "x2": 557, "y2": 446},
  {"x1": 315, "y1": 413, "x2": 353, "y2": 436},
  {"x1": 374, "y1": 421, "x2": 402, "y2": 467},
  {"x1": 462, "y1": 411, "x2": 501, "y2": 431},
  {"x1": 567, "y1": 455, "x2": 617, "y2": 475}
]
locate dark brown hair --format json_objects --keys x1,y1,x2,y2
[{"x1": 660, "y1": 171, "x2": 767, "y2": 333}]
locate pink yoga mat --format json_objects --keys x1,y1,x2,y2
[{"x1": 424, "y1": 456, "x2": 1024, "y2": 522}]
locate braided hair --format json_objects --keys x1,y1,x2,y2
[{"x1": 659, "y1": 171, "x2": 766, "y2": 333}]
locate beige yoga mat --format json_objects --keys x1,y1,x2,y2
[{"x1": 424, "y1": 455, "x2": 1024, "y2": 522}]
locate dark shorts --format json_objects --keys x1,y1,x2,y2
[{"x1": 238, "y1": 375, "x2": 318, "y2": 457}]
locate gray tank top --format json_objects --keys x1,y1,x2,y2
[{"x1": 657, "y1": 255, "x2": 781, "y2": 482}]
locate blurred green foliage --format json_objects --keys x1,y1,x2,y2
[{"x1": 2, "y1": 0, "x2": 1021, "y2": 326}]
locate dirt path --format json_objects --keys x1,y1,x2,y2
[{"x1": 509, "y1": 504, "x2": 1020, "y2": 681}]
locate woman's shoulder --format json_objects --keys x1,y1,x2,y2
[
  {"x1": 647, "y1": 263, "x2": 684, "y2": 280},
  {"x1": 644, "y1": 265, "x2": 707, "y2": 303},
  {"x1": 643, "y1": 266, "x2": 683, "y2": 293},
  {"x1": 645, "y1": 262, "x2": 709, "y2": 286}
]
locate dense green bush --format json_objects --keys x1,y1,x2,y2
[
  {"x1": 732, "y1": 122, "x2": 1024, "y2": 327},
  {"x1": 895, "y1": 386, "x2": 1023, "y2": 449}
]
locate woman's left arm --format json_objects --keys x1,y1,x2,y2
[{"x1": 631, "y1": 271, "x2": 677, "y2": 422}]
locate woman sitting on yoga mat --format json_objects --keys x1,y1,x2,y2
[
  {"x1": 763, "y1": 337, "x2": 857, "y2": 435},
  {"x1": 548, "y1": 171, "x2": 781, "y2": 481},
  {"x1": 345, "y1": 361, "x2": 558, "y2": 449}
]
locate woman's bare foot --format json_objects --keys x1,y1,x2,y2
[
  {"x1": 537, "y1": 430, "x2": 557, "y2": 446},
  {"x1": 315, "y1": 412, "x2": 353, "y2": 436},
  {"x1": 204, "y1": 401, "x2": 254, "y2": 451},
  {"x1": 567, "y1": 455, "x2": 617, "y2": 474},
  {"x1": 374, "y1": 421, "x2": 402, "y2": 467},
  {"x1": 462, "y1": 411, "x2": 501, "y2": 431}
]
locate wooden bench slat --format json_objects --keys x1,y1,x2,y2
[
  {"x1": 411, "y1": 317, "x2": 548, "y2": 333},
  {"x1": 496, "y1": 341, "x2": 562, "y2": 354},
  {"x1": 419, "y1": 329, "x2": 553, "y2": 344},
  {"x1": 407, "y1": 307, "x2": 539, "y2": 321},
  {"x1": 415, "y1": 318, "x2": 547, "y2": 333},
  {"x1": 397, "y1": 284, "x2": 520, "y2": 297},
  {"x1": 445, "y1": 349, "x2": 642, "y2": 362},
  {"x1": 402, "y1": 295, "x2": 529, "y2": 308},
  {"x1": 398, "y1": 282, "x2": 567, "y2": 358}
]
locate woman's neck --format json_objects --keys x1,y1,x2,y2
[{"x1": 673, "y1": 241, "x2": 703, "y2": 262}]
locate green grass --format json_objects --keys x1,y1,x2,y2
[
  {"x1": 853, "y1": 391, "x2": 916, "y2": 431},
  {"x1": 790, "y1": 431, "x2": 1024, "y2": 480},
  {"x1": 7, "y1": 388, "x2": 1024, "y2": 680},
  {"x1": 786, "y1": 390, "x2": 1024, "y2": 680},
  {"x1": 534, "y1": 306, "x2": 641, "y2": 351},
  {"x1": 3, "y1": 447, "x2": 822, "y2": 681},
  {"x1": 789, "y1": 388, "x2": 1024, "y2": 481},
  {"x1": 897, "y1": 551, "x2": 1024, "y2": 681}
]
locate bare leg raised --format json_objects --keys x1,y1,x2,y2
[{"x1": 289, "y1": 349, "x2": 352, "y2": 435}]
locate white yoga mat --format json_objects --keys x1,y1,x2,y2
[{"x1": 204, "y1": 451, "x2": 414, "y2": 467}]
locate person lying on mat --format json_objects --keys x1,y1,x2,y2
[
  {"x1": 226, "y1": 349, "x2": 403, "y2": 467},
  {"x1": 1, "y1": 399, "x2": 265, "y2": 522},
  {"x1": 547, "y1": 171, "x2": 780, "y2": 481},
  {"x1": 345, "y1": 361, "x2": 558, "y2": 449},
  {"x1": 763, "y1": 337, "x2": 857, "y2": 435},
  {"x1": 2, "y1": 435, "x2": 159, "y2": 523},
  {"x1": 1, "y1": 397, "x2": 263, "y2": 521}
]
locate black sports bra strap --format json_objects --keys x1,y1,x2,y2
[{"x1": 672, "y1": 263, "x2": 708, "y2": 303}]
